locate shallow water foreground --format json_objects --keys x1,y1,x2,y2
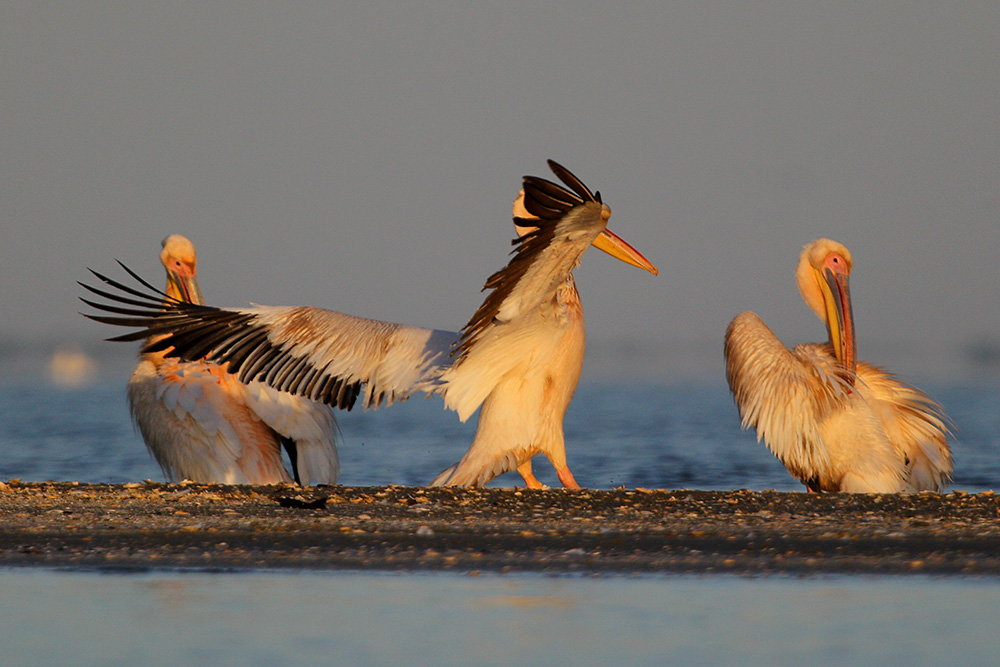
[{"x1": 2, "y1": 569, "x2": 998, "y2": 666}]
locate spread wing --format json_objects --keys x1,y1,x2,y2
[
  {"x1": 81, "y1": 264, "x2": 459, "y2": 411},
  {"x1": 455, "y1": 160, "x2": 606, "y2": 360},
  {"x1": 442, "y1": 161, "x2": 607, "y2": 420}
]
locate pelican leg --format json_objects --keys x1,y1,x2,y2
[
  {"x1": 516, "y1": 460, "x2": 547, "y2": 489},
  {"x1": 556, "y1": 466, "x2": 580, "y2": 490}
]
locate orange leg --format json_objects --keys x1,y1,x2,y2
[
  {"x1": 516, "y1": 460, "x2": 546, "y2": 489},
  {"x1": 556, "y1": 466, "x2": 580, "y2": 490}
]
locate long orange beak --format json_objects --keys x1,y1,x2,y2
[
  {"x1": 592, "y1": 228, "x2": 659, "y2": 275},
  {"x1": 822, "y1": 267, "x2": 856, "y2": 377}
]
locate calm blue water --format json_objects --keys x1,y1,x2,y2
[
  {"x1": 1, "y1": 375, "x2": 997, "y2": 492},
  {"x1": 0, "y1": 570, "x2": 998, "y2": 666}
]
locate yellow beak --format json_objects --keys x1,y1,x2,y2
[
  {"x1": 592, "y1": 228, "x2": 659, "y2": 275},
  {"x1": 168, "y1": 270, "x2": 204, "y2": 306},
  {"x1": 820, "y1": 267, "x2": 856, "y2": 377}
]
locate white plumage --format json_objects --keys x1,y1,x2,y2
[
  {"x1": 83, "y1": 162, "x2": 657, "y2": 488},
  {"x1": 724, "y1": 238, "x2": 951, "y2": 492},
  {"x1": 124, "y1": 235, "x2": 340, "y2": 485}
]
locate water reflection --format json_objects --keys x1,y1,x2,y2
[{"x1": 2, "y1": 570, "x2": 998, "y2": 666}]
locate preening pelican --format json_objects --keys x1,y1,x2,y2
[
  {"x1": 125, "y1": 234, "x2": 340, "y2": 485},
  {"x1": 724, "y1": 238, "x2": 951, "y2": 493},
  {"x1": 81, "y1": 162, "x2": 658, "y2": 488}
]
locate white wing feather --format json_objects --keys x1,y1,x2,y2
[
  {"x1": 493, "y1": 203, "x2": 605, "y2": 323},
  {"x1": 855, "y1": 363, "x2": 952, "y2": 491},
  {"x1": 724, "y1": 311, "x2": 852, "y2": 479},
  {"x1": 226, "y1": 305, "x2": 458, "y2": 409},
  {"x1": 240, "y1": 381, "x2": 341, "y2": 485},
  {"x1": 128, "y1": 359, "x2": 293, "y2": 484}
]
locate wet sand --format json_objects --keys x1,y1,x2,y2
[{"x1": 1, "y1": 481, "x2": 998, "y2": 575}]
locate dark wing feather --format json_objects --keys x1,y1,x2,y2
[
  {"x1": 80, "y1": 265, "x2": 456, "y2": 410},
  {"x1": 545, "y1": 159, "x2": 599, "y2": 203},
  {"x1": 454, "y1": 160, "x2": 600, "y2": 360}
]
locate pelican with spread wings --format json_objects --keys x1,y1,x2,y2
[
  {"x1": 724, "y1": 238, "x2": 951, "y2": 493},
  {"x1": 82, "y1": 161, "x2": 658, "y2": 488},
  {"x1": 126, "y1": 234, "x2": 340, "y2": 485}
]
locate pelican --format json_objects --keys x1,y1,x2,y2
[
  {"x1": 125, "y1": 234, "x2": 340, "y2": 485},
  {"x1": 81, "y1": 161, "x2": 658, "y2": 488},
  {"x1": 724, "y1": 238, "x2": 951, "y2": 493}
]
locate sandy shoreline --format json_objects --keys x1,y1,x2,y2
[{"x1": 1, "y1": 481, "x2": 998, "y2": 575}]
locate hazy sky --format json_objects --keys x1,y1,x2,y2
[{"x1": 2, "y1": 3, "x2": 998, "y2": 379}]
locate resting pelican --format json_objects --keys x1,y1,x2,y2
[
  {"x1": 81, "y1": 161, "x2": 658, "y2": 488},
  {"x1": 724, "y1": 238, "x2": 951, "y2": 493},
  {"x1": 125, "y1": 234, "x2": 340, "y2": 485}
]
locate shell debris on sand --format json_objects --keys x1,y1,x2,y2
[{"x1": 1, "y1": 482, "x2": 998, "y2": 575}]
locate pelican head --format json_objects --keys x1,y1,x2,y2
[
  {"x1": 512, "y1": 162, "x2": 658, "y2": 275},
  {"x1": 160, "y1": 234, "x2": 204, "y2": 305},
  {"x1": 797, "y1": 238, "x2": 855, "y2": 375}
]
